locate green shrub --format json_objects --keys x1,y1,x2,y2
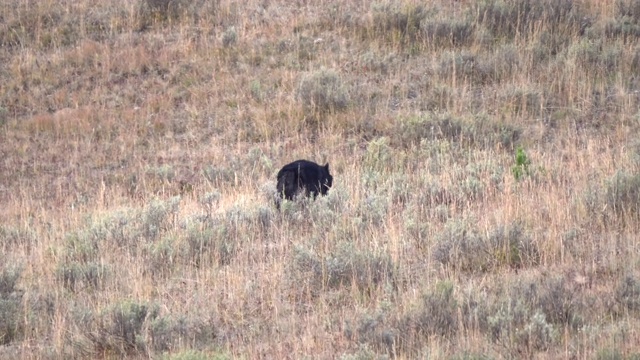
[{"x1": 511, "y1": 146, "x2": 531, "y2": 181}]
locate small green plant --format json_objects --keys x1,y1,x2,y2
[{"x1": 511, "y1": 146, "x2": 531, "y2": 181}]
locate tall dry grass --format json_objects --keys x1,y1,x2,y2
[{"x1": 2, "y1": 0, "x2": 640, "y2": 358}]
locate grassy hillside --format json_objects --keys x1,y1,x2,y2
[{"x1": 2, "y1": 0, "x2": 640, "y2": 358}]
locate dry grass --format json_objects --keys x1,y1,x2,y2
[{"x1": 2, "y1": 0, "x2": 640, "y2": 358}]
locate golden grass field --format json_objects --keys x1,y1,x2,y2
[{"x1": 2, "y1": 0, "x2": 640, "y2": 358}]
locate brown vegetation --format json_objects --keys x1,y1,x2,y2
[{"x1": 2, "y1": 0, "x2": 640, "y2": 358}]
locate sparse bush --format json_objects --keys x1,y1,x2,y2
[
  {"x1": 604, "y1": 0, "x2": 640, "y2": 41},
  {"x1": 138, "y1": 0, "x2": 208, "y2": 27},
  {"x1": 203, "y1": 166, "x2": 235, "y2": 185},
  {"x1": 88, "y1": 300, "x2": 159, "y2": 356},
  {"x1": 344, "y1": 310, "x2": 396, "y2": 355},
  {"x1": 0, "y1": 106, "x2": 7, "y2": 128},
  {"x1": 531, "y1": 276, "x2": 582, "y2": 328},
  {"x1": 0, "y1": 225, "x2": 37, "y2": 250},
  {"x1": 399, "y1": 281, "x2": 458, "y2": 340},
  {"x1": 614, "y1": 275, "x2": 640, "y2": 314},
  {"x1": 0, "y1": 267, "x2": 23, "y2": 345},
  {"x1": 568, "y1": 39, "x2": 622, "y2": 75},
  {"x1": 222, "y1": 27, "x2": 237, "y2": 47},
  {"x1": 433, "y1": 220, "x2": 537, "y2": 272},
  {"x1": 356, "y1": 193, "x2": 390, "y2": 226},
  {"x1": 420, "y1": 19, "x2": 474, "y2": 48},
  {"x1": 606, "y1": 171, "x2": 640, "y2": 220},
  {"x1": 62, "y1": 231, "x2": 101, "y2": 264},
  {"x1": 438, "y1": 45, "x2": 520, "y2": 85},
  {"x1": 432, "y1": 219, "x2": 488, "y2": 272},
  {"x1": 596, "y1": 348, "x2": 640, "y2": 360},
  {"x1": 394, "y1": 112, "x2": 520, "y2": 149},
  {"x1": 56, "y1": 262, "x2": 108, "y2": 292},
  {"x1": 199, "y1": 191, "x2": 221, "y2": 218},
  {"x1": 449, "y1": 353, "x2": 492, "y2": 360},
  {"x1": 297, "y1": 69, "x2": 350, "y2": 117},
  {"x1": 141, "y1": 196, "x2": 181, "y2": 240},
  {"x1": 150, "y1": 314, "x2": 217, "y2": 353},
  {"x1": 486, "y1": 297, "x2": 530, "y2": 349},
  {"x1": 497, "y1": 86, "x2": 545, "y2": 117},
  {"x1": 61, "y1": 209, "x2": 139, "y2": 263},
  {"x1": 519, "y1": 311, "x2": 557, "y2": 352},
  {"x1": 474, "y1": 0, "x2": 583, "y2": 40},
  {"x1": 289, "y1": 245, "x2": 395, "y2": 296},
  {"x1": 488, "y1": 221, "x2": 539, "y2": 269},
  {"x1": 370, "y1": 3, "x2": 429, "y2": 43},
  {"x1": 339, "y1": 343, "x2": 385, "y2": 360},
  {"x1": 145, "y1": 235, "x2": 178, "y2": 278},
  {"x1": 364, "y1": 137, "x2": 394, "y2": 172},
  {"x1": 485, "y1": 291, "x2": 559, "y2": 355},
  {"x1": 160, "y1": 350, "x2": 230, "y2": 360},
  {"x1": 147, "y1": 165, "x2": 176, "y2": 183},
  {"x1": 617, "y1": 0, "x2": 640, "y2": 22},
  {"x1": 183, "y1": 221, "x2": 235, "y2": 267}
]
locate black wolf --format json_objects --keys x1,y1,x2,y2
[{"x1": 276, "y1": 159, "x2": 333, "y2": 206}]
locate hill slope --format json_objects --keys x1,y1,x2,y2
[{"x1": 1, "y1": 0, "x2": 640, "y2": 358}]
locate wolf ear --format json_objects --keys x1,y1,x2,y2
[{"x1": 324, "y1": 163, "x2": 330, "y2": 172}]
